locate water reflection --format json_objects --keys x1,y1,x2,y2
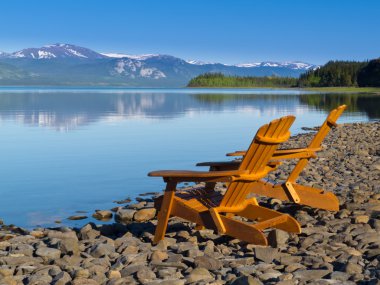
[
  {"x1": 0, "y1": 91, "x2": 378, "y2": 131},
  {"x1": 298, "y1": 93, "x2": 380, "y2": 119}
]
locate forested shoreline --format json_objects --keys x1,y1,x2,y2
[
  {"x1": 187, "y1": 73, "x2": 297, "y2": 88},
  {"x1": 188, "y1": 59, "x2": 380, "y2": 88}
]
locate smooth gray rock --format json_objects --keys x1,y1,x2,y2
[
  {"x1": 134, "y1": 208, "x2": 156, "y2": 222},
  {"x1": 230, "y1": 276, "x2": 263, "y2": 285},
  {"x1": 35, "y1": 247, "x2": 61, "y2": 260},
  {"x1": 28, "y1": 274, "x2": 53, "y2": 285},
  {"x1": 268, "y1": 229, "x2": 289, "y2": 247},
  {"x1": 47, "y1": 230, "x2": 78, "y2": 241},
  {"x1": 52, "y1": 271, "x2": 72, "y2": 285},
  {"x1": 71, "y1": 278, "x2": 99, "y2": 285},
  {"x1": 344, "y1": 262, "x2": 362, "y2": 274},
  {"x1": 186, "y1": 268, "x2": 213, "y2": 283},
  {"x1": 254, "y1": 247, "x2": 279, "y2": 263},
  {"x1": 293, "y1": 269, "x2": 330, "y2": 281},
  {"x1": 115, "y1": 209, "x2": 136, "y2": 223},
  {"x1": 74, "y1": 269, "x2": 90, "y2": 279},
  {"x1": 136, "y1": 267, "x2": 156, "y2": 283},
  {"x1": 57, "y1": 238, "x2": 80, "y2": 256},
  {"x1": 330, "y1": 271, "x2": 350, "y2": 281},
  {"x1": 92, "y1": 210, "x2": 113, "y2": 220},
  {"x1": 280, "y1": 256, "x2": 302, "y2": 266},
  {"x1": 146, "y1": 280, "x2": 185, "y2": 285},
  {"x1": 90, "y1": 243, "x2": 115, "y2": 258},
  {"x1": 194, "y1": 255, "x2": 222, "y2": 270},
  {"x1": 258, "y1": 271, "x2": 282, "y2": 281},
  {"x1": 120, "y1": 264, "x2": 147, "y2": 277}
]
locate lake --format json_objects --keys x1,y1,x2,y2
[{"x1": 0, "y1": 87, "x2": 378, "y2": 228}]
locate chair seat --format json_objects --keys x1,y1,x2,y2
[{"x1": 176, "y1": 187, "x2": 224, "y2": 211}]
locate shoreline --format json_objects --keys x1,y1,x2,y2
[
  {"x1": 187, "y1": 86, "x2": 380, "y2": 94},
  {"x1": 0, "y1": 85, "x2": 380, "y2": 95},
  {"x1": 0, "y1": 121, "x2": 379, "y2": 284}
]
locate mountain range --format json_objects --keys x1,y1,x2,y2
[{"x1": 0, "y1": 44, "x2": 318, "y2": 87}]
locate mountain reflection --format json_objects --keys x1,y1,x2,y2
[{"x1": 0, "y1": 91, "x2": 377, "y2": 130}]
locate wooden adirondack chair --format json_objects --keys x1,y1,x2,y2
[
  {"x1": 148, "y1": 116, "x2": 301, "y2": 245},
  {"x1": 197, "y1": 105, "x2": 347, "y2": 211}
]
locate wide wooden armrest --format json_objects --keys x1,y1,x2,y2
[
  {"x1": 272, "y1": 147, "x2": 322, "y2": 160},
  {"x1": 227, "y1": 147, "x2": 322, "y2": 159},
  {"x1": 196, "y1": 160, "x2": 242, "y2": 171},
  {"x1": 196, "y1": 161, "x2": 241, "y2": 167},
  {"x1": 148, "y1": 169, "x2": 246, "y2": 183},
  {"x1": 273, "y1": 147, "x2": 322, "y2": 155},
  {"x1": 226, "y1": 151, "x2": 246, "y2": 157}
]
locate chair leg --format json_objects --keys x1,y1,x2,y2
[
  {"x1": 153, "y1": 181, "x2": 177, "y2": 244},
  {"x1": 287, "y1": 183, "x2": 339, "y2": 211},
  {"x1": 238, "y1": 203, "x2": 301, "y2": 233},
  {"x1": 248, "y1": 181, "x2": 339, "y2": 211},
  {"x1": 219, "y1": 215, "x2": 268, "y2": 245}
]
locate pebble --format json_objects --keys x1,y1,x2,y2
[
  {"x1": 254, "y1": 247, "x2": 279, "y2": 263},
  {"x1": 35, "y1": 246, "x2": 61, "y2": 260},
  {"x1": 194, "y1": 255, "x2": 222, "y2": 270},
  {"x1": 115, "y1": 208, "x2": 136, "y2": 223},
  {"x1": 344, "y1": 262, "x2": 363, "y2": 274},
  {"x1": 67, "y1": 215, "x2": 88, "y2": 220},
  {"x1": 354, "y1": 215, "x2": 370, "y2": 224},
  {"x1": 293, "y1": 269, "x2": 331, "y2": 281},
  {"x1": 134, "y1": 208, "x2": 156, "y2": 222},
  {"x1": 268, "y1": 229, "x2": 289, "y2": 247},
  {"x1": 92, "y1": 210, "x2": 113, "y2": 220},
  {"x1": 230, "y1": 275, "x2": 263, "y2": 285},
  {"x1": 186, "y1": 268, "x2": 213, "y2": 283},
  {"x1": 52, "y1": 271, "x2": 72, "y2": 285}
]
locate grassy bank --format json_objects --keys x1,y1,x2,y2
[
  {"x1": 300, "y1": 87, "x2": 380, "y2": 93},
  {"x1": 188, "y1": 85, "x2": 380, "y2": 94}
]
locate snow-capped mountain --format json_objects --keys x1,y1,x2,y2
[
  {"x1": 186, "y1": 60, "x2": 215, "y2": 65},
  {"x1": 0, "y1": 43, "x2": 318, "y2": 86},
  {"x1": 101, "y1": 53, "x2": 158, "y2": 60},
  {"x1": 9, "y1": 44, "x2": 107, "y2": 59},
  {"x1": 235, "y1": 61, "x2": 317, "y2": 70},
  {"x1": 112, "y1": 58, "x2": 166, "y2": 79}
]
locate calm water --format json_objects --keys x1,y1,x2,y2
[{"x1": 0, "y1": 87, "x2": 378, "y2": 228}]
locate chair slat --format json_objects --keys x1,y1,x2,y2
[{"x1": 221, "y1": 116, "x2": 295, "y2": 207}]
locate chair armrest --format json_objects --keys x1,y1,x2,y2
[
  {"x1": 226, "y1": 147, "x2": 322, "y2": 158},
  {"x1": 148, "y1": 169, "x2": 246, "y2": 183},
  {"x1": 196, "y1": 160, "x2": 241, "y2": 171},
  {"x1": 226, "y1": 151, "x2": 246, "y2": 157},
  {"x1": 272, "y1": 147, "x2": 322, "y2": 159}
]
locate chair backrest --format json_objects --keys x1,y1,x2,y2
[
  {"x1": 308, "y1": 104, "x2": 346, "y2": 148},
  {"x1": 221, "y1": 116, "x2": 295, "y2": 207},
  {"x1": 287, "y1": 104, "x2": 346, "y2": 182}
]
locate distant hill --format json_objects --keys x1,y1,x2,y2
[{"x1": 0, "y1": 43, "x2": 318, "y2": 87}]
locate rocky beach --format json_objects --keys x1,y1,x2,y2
[{"x1": 0, "y1": 121, "x2": 379, "y2": 285}]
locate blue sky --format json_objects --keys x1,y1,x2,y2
[{"x1": 0, "y1": 0, "x2": 379, "y2": 64}]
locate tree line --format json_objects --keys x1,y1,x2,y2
[
  {"x1": 188, "y1": 58, "x2": 380, "y2": 88},
  {"x1": 298, "y1": 59, "x2": 380, "y2": 87},
  {"x1": 187, "y1": 73, "x2": 297, "y2": 88}
]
